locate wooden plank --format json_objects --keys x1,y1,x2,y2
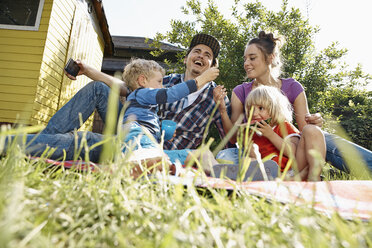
[
  {"x1": 38, "y1": 77, "x2": 60, "y2": 93},
  {"x1": 55, "y1": 0, "x2": 75, "y2": 20},
  {"x1": 0, "y1": 37, "x2": 46, "y2": 47},
  {"x1": 0, "y1": 110, "x2": 32, "y2": 120},
  {"x1": 0, "y1": 77, "x2": 37, "y2": 87},
  {"x1": 31, "y1": 108, "x2": 53, "y2": 123},
  {"x1": 0, "y1": 30, "x2": 47, "y2": 40},
  {"x1": 43, "y1": 45, "x2": 66, "y2": 66},
  {"x1": 35, "y1": 92, "x2": 58, "y2": 109},
  {"x1": 0, "y1": 45, "x2": 44, "y2": 55},
  {"x1": 45, "y1": 30, "x2": 69, "y2": 53},
  {"x1": 0, "y1": 93, "x2": 34, "y2": 103},
  {"x1": 39, "y1": 69, "x2": 62, "y2": 89},
  {"x1": 0, "y1": 116, "x2": 30, "y2": 125},
  {"x1": 44, "y1": 38, "x2": 67, "y2": 63},
  {"x1": 40, "y1": 62, "x2": 64, "y2": 83},
  {"x1": 47, "y1": 18, "x2": 70, "y2": 44},
  {"x1": 33, "y1": 105, "x2": 57, "y2": 118},
  {"x1": 0, "y1": 53, "x2": 43, "y2": 63},
  {"x1": 0, "y1": 60, "x2": 42, "y2": 71},
  {"x1": 0, "y1": 85, "x2": 36, "y2": 95},
  {"x1": 0, "y1": 68, "x2": 39, "y2": 79},
  {"x1": 50, "y1": 5, "x2": 73, "y2": 35},
  {"x1": 33, "y1": 100, "x2": 57, "y2": 113},
  {"x1": 0, "y1": 101, "x2": 34, "y2": 111}
]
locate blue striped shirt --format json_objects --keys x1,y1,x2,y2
[{"x1": 123, "y1": 79, "x2": 197, "y2": 141}]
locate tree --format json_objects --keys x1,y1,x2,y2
[{"x1": 153, "y1": 0, "x2": 371, "y2": 148}]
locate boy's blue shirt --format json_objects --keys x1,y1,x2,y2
[{"x1": 123, "y1": 79, "x2": 197, "y2": 141}]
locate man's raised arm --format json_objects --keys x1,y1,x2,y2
[{"x1": 64, "y1": 59, "x2": 128, "y2": 96}]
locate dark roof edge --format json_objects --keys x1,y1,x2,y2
[
  {"x1": 92, "y1": 0, "x2": 114, "y2": 56},
  {"x1": 111, "y1": 36, "x2": 185, "y2": 52}
]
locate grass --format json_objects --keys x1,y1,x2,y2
[{"x1": 0, "y1": 136, "x2": 372, "y2": 248}]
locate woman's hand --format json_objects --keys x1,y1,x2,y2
[
  {"x1": 213, "y1": 85, "x2": 227, "y2": 112},
  {"x1": 305, "y1": 113, "x2": 323, "y2": 127}
]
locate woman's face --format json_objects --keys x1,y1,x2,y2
[{"x1": 243, "y1": 44, "x2": 270, "y2": 79}]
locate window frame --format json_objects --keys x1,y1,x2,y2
[{"x1": 0, "y1": 0, "x2": 45, "y2": 31}]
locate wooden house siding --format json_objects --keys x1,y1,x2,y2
[
  {"x1": 30, "y1": 0, "x2": 105, "y2": 130},
  {"x1": 30, "y1": 0, "x2": 74, "y2": 125},
  {"x1": 0, "y1": 0, "x2": 51, "y2": 124},
  {"x1": 0, "y1": 0, "x2": 109, "y2": 129}
]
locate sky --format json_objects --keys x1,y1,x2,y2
[{"x1": 103, "y1": 0, "x2": 371, "y2": 91}]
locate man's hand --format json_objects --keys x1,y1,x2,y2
[
  {"x1": 305, "y1": 113, "x2": 323, "y2": 127},
  {"x1": 64, "y1": 59, "x2": 86, "y2": 80},
  {"x1": 213, "y1": 85, "x2": 227, "y2": 112}
]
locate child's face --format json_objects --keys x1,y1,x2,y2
[
  {"x1": 249, "y1": 105, "x2": 270, "y2": 124},
  {"x1": 143, "y1": 71, "x2": 163, "y2": 89}
]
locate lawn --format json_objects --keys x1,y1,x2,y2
[{"x1": 0, "y1": 130, "x2": 371, "y2": 247}]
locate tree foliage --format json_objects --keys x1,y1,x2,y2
[{"x1": 154, "y1": 0, "x2": 371, "y2": 148}]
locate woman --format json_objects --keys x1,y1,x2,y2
[{"x1": 214, "y1": 31, "x2": 371, "y2": 173}]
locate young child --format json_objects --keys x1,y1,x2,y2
[
  {"x1": 121, "y1": 58, "x2": 219, "y2": 174},
  {"x1": 243, "y1": 85, "x2": 325, "y2": 181}
]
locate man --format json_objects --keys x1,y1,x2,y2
[{"x1": 6, "y1": 34, "x2": 230, "y2": 162}]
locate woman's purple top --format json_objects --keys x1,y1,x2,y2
[{"x1": 233, "y1": 78, "x2": 304, "y2": 122}]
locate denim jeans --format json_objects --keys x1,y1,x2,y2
[
  {"x1": 324, "y1": 132, "x2": 372, "y2": 172},
  {"x1": 216, "y1": 132, "x2": 372, "y2": 173},
  {"x1": 5, "y1": 81, "x2": 122, "y2": 162}
]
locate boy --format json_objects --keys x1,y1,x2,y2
[{"x1": 121, "y1": 58, "x2": 219, "y2": 173}]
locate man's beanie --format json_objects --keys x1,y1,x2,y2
[{"x1": 189, "y1": 33, "x2": 220, "y2": 58}]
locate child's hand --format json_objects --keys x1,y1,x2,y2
[
  {"x1": 195, "y1": 67, "x2": 219, "y2": 89},
  {"x1": 256, "y1": 120, "x2": 274, "y2": 138},
  {"x1": 213, "y1": 85, "x2": 227, "y2": 112}
]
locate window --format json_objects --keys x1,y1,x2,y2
[{"x1": 0, "y1": 0, "x2": 44, "y2": 31}]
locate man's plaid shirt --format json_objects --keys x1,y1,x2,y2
[{"x1": 159, "y1": 73, "x2": 231, "y2": 150}]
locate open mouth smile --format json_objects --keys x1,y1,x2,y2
[{"x1": 194, "y1": 60, "x2": 203, "y2": 66}]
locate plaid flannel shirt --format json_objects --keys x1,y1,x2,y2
[{"x1": 159, "y1": 73, "x2": 231, "y2": 150}]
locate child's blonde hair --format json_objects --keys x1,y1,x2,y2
[
  {"x1": 122, "y1": 58, "x2": 165, "y2": 91},
  {"x1": 245, "y1": 85, "x2": 293, "y2": 125}
]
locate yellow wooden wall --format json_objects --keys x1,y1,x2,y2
[
  {"x1": 0, "y1": 0, "x2": 51, "y2": 124},
  {"x1": 32, "y1": 0, "x2": 105, "y2": 130},
  {"x1": 0, "y1": 0, "x2": 105, "y2": 130}
]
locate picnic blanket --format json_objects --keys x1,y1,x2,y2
[
  {"x1": 32, "y1": 157, "x2": 372, "y2": 220},
  {"x1": 192, "y1": 177, "x2": 372, "y2": 220},
  {"x1": 30, "y1": 157, "x2": 99, "y2": 171}
]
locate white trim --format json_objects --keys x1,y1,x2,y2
[{"x1": 0, "y1": 0, "x2": 45, "y2": 31}]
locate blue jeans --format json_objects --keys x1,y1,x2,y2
[
  {"x1": 324, "y1": 132, "x2": 372, "y2": 172},
  {"x1": 216, "y1": 132, "x2": 372, "y2": 173},
  {"x1": 4, "y1": 81, "x2": 121, "y2": 162},
  {"x1": 123, "y1": 122, "x2": 191, "y2": 164}
]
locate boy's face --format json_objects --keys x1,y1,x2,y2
[{"x1": 142, "y1": 71, "x2": 163, "y2": 89}]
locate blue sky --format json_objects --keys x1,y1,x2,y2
[{"x1": 103, "y1": 0, "x2": 371, "y2": 90}]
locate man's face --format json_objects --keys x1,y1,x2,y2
[{"x1": 184, "y1": 44, "x2": 214, "y2": 78}]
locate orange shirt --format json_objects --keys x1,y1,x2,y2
[{"x1": 252, "y1": 122, "x2": 300, "y2": 171}]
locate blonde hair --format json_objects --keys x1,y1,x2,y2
[
  {"x1": 122, "y1": 58, "x2": 165, "y2": 91},
  {"x1": 245, "y1": 85, "x2": 293, "y2": 125}
]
